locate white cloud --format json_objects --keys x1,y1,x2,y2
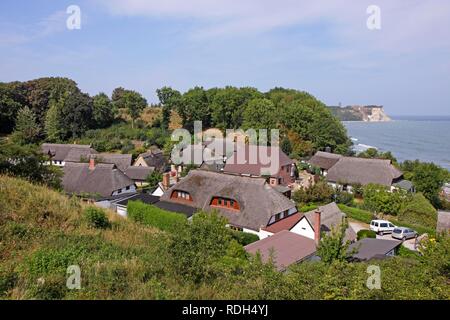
[{"x1": 97, "y1": 0, "x2": 450, "y2": 54}]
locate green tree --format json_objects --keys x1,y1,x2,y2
[
  {"x1": 156, "y1": 87, "x2": 181, "y2": 130},
  {"x1": 0, "y1": 83, "x2": 23, "y2": 133},
  {"x1": 44, "y1": 100, "x2": 62, "y2": 142},
  {"x1": 242, "y1": 98, "x2": 278, "y2": 130},
  {"x1": 317, "y1": 218, "x2": 352, "y2": 264},
  {"x1": 122, "y1": 91, "x2": 147, "y2": 129},
  {"x1": 401, "y1": 160, "x2": 449, "y2": 207},
  {"x1": 92, "y1": 93, "x2": 114, "y2": 128},
  {"x1": 145, "y1": 171, "x2": 162, "y2": 189},
  {"x1": 111, "y1": 87, "x2": 127, "y2": 109},
  {"x1": 292, "y1": 180, "x2": 334, "y2": 205},
  {"x1": 11, "y1": 107, "x2": 41, "y2": 145},
  {"x1": 177, "y1": 87, "x2": 210, "y2": 131},
  {"x1": 363, "y1": 184, "x2": 407, "y2": 215}
]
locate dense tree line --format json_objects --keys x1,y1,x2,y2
[{"x1": 156, "y1": 86, "x2": 351, "y2": 156}]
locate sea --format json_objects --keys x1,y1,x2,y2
[{"x1": 343, "y1": 116, "x2": 450, "y2": 170}]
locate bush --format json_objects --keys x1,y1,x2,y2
[
  {"x1": 127, "y1": 201, "x2": 187, "y2": 232},
  {"x1": 335, "y1": 191, "x2": 354, "y2": 205},
  {"x1": 363, "y1": 184, "x2": 407, "y2": 216},
  {"x1": 337, "y1": 204, "x2": 374, "y2": 224},
  {"x1": 357, "y1": 230, "x2": 376, "y2": 240},
  {"x1": 84, "y1": 207, "x2": 110, "y2": 229},
  {"x1": 299, "y1": 204, "x2": 318, "y2": 212},
  {"x1": 292, "y1": 180, "x2": 334, "y2": 205},
  {"x1": 0, "y1": 269, "x2": 18, "y2": 297},
  {"x1": 398, "y1": 193, "x2": 437, "y2": 229},
  {"x1": 231, "y1": 230, "x2": 259, "y2": 246}
]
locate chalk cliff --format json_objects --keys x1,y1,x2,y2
[{"x1": 328, "y1": 105, "x2": 391, "y2": 122}]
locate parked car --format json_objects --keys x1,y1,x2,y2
[
  {"x1": 391, "y1": 227, "x2": 418, "y2": 241},
  {"x1": 369, "y1": 220, "x2": 396, "y2": 235}
]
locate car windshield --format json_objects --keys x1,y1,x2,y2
[{"x1": 393, "y1": 229, "x2": 402, "y2": 234}]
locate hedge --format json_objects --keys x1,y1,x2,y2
[
  {"x1": 357, "y1": 230, "x2": 376, "y2": 240},
  {"x1": 127, "y1": 201, "x2": 187, "y2": 232},
  {"x1": 231, "y1": 230, "x2": 259, "y2": 246},
  {"x1": 337, "y1": 204, "x2": 374, "y2": 224}
]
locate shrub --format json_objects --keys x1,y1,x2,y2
[
  {"x1": 337, "y1": 204, "x2": 374, "y2": 224},
  {"x1": 127, "y1": 201, "x2": 187, "y2": 232},
  {"x1": 0, "y1": 269, "x2": 18, "y2": 297},
  {"x1": 299, "y1": 204, "x2": 318, "y2": 212},
  {"x1": 84, "y1": 207, "x2": 110, "y2": 229},
  {"x1": 357, "y1": 230, "x2": 376, "y2": 240},
  {"x1": 398, "y1": 193, "x2": 437, "y2": 229},
  {"x1": 292, "y1": 180, "x2": 334, "y2": 205},
  {"x1": 335, "y1": 191, "x2": 354, "y2": 205},
  {"x1": 363, "y1": 184, "x2": 407, "y2": 215},
  {"x1": 231, "y1": 230, "x2": 259, "y2": 246}
]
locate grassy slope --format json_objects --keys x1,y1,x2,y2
[{"x1": 1, "y1": 176, "x2": 448, "y2": 300}]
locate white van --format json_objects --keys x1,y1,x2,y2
[{"x1": 370, "y1": 220, "x2": 396, "y2": 235}]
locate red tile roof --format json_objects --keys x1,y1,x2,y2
[
  {"x1": 262, "y1": 212, "x2": 304, "y2": 233},
  {"x1": 245, "y1": 230, "x2": 317, "y2": 270}
]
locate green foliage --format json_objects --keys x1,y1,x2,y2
[
  {"x1": 299, "y1": 204, "x2": 319, "y2": 212},
  {"x1": 92, "y1": 93, "x2": 115, "y2": 128},
  {"x1": 157, "y1": 86, "x2": 181, "y2": 130},
  {"x1": 84, "y1": 207, "x2": 110, "y2": 229},
  {"x1": 0, "y1": 140, "x2": 62, "y2": 189},
  {"x1": 230, "y1": 230, "x2": 259, "y2": 246},
  {"x1": 358, "y1": 148, "x2": 398, "y2": 165},
  {"x1": 401, "y1": 160, "x2": 449, "y2": 208},
  {"x1": 122, "y1": 91, "x2": 147, "y2": 128},
  {"x1": 317, "y1": 219, "x2": 352, "y2": 264},
  {"x1": 11, "y1": 107, "x2": 41, "y2": 145},
  {"x1": 44, "y1": 101, "x2": 62, "y2": 142},
  {"x1": 0, "y1": 82, "x2": 23, "y2": 133},
  {"x1": 127, "y1": 201, "x2": 187, "y2": 232},
  {"x1": 334, "y1": 190, "x2": 354, "y2": 205},
  {"x1": 292, "y1": 180, "x2": 334, "y2": 205},
  {"x1": 145, "y1": 171, "x2": 162, "y2": 189},
  {"x1": 363, "y1": 184, "x2": 407, "y2": 215},
  {"x1": 356, "y1": 230, "x2": 376, "y2": 240},
  {"x1": 337, "y1": 204, "x2": 374, "y2": 224},
  {"x1": 398, "y1": 193, "x2": 437, "y2": 229},
  {"x1": 1, "y1": 175, "x2": 449, "y2": 300},
  {"x1": 242, "y1": 98, "x2": 278, "y2": 131}
]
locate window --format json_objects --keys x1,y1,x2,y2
[
  {"x1": 389, "y1": 223, "x2": 394, "y2": 228},
  {"x1": 126, "y1": 186, "x2": 130, "y2": 190},
  {"x1": 117, "y1": 189, "x2": 122, "y2": 194},
  {"x1": 218, "y1": 198, "x2": 222, "y2": 205},
  {"x1": 274, "y1": 213, "x2": 281, "y2": 222},
  {"x1": 230, "y1": 200, "x2": 235, "y2": 207},
  {"x1": 172, "y1": 190, "x2": 192, "y2": 201},
  {"x1": 380, "y1": 223, "x2": 388, "y2": 228}
]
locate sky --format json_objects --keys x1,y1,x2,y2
[{"x1": 1, "y1": 0, "x2": 449, "y2": 116}]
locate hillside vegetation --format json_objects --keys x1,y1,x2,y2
[{"x1": 0, "y1": 175, "x2": 449, "y2": 300}]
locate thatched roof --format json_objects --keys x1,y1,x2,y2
[
  {"x1": 326, "y1": 157, "x2": 403, "y2": 186},
  {"x1": 41, "y1": 143, "x2": 95, "y2": 161},
  {"x1": 124, "y1": 166, "x2": 154, "y2": 181},
  {"x1": 309, "y1": 151, "x2": 343, "y2": 170},
  {"x1": 62, "y1": 162, "x2": 134, "y2": 197},
  {"x1": 223, "y1": 145, "x2": 294, "y2": 177},
  {"x1": 160, "y1": 170, "x2": 296, "y2": 231}
]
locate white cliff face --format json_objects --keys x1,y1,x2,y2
[{"x1": 354, "y1": 106, "x2": 391, "y2": 122}]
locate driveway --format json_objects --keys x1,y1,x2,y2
[{"x1": 349, "y1": 220, "x2": 419, "y2": 251}]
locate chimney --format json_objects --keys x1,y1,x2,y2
[
  {"x1": 89, "y1": 157, "x2": 95, "y2": 170},
  {"x1": 162, "y1": 172, "x2": 170, "y2": 190},
  {"x1": 314, "y1": 209, "x2": 321, "y2": 246}
]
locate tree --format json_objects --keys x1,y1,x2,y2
[
  {"x1": 358, "y1": 148, "x2": 398, "y2": 165},
  {"x1": 92, "y1": 93, "x2": 114, "y2": 128},
  {"x1": 156, "y1": 87, "x2": 181, "y2": 130},
  {"x1": 0, "y1": 83, "x2": 23, "y2": 133},
  {"x1": 11, "y1": 107, "x2": 41, "y2": 145},
  {"x1": 177, "y1": 87, "x2": 209, "y2": 131},
  {"x1": 363, "y1": 184, "x2": 407, "y2": 215},
  {"x1": 317, "y1": 218, "x2": 352, "y2": 264},
  {"x1": 401, "y1": 160, "x2": 449, "y2": 207},
  {"x1": 398, "y1": 193, "x2": 437, "y2": 229},
  {"x1": 242, "y1": 98, "x2": 278, "y2": 131},
  {"x1": 292, "y1": 180, "x2": 334, "y2": 205},
  {"x1": 122, "y1": 91, "x2": 147, "y2": 129},
  {"x1": 0, "y1": 140, "x2": 62, "y2": 189},
  {"x1": 111, "y1": 87, "x2": 127, "y2": 109},
  {"x1": 145, "y1": 171, "x2": 162, "y2": 189},
  {"x1": 44, "y1": 100, "x2": 62, "y2": 142}
]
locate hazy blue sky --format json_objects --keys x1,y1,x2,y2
[{"x1": 1, "y1": 0, "x2": 449, "y2": 115}]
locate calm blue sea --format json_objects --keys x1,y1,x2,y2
[{"x1": 343, "y1": 116, "x2": 450, "y2": 170}]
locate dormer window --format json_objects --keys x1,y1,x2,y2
[
  {"x1": 171, "y1": 190, "x2": 192, "y2": 202},
  {"x1": 210, "y1": 197, "x2": 240, "y2": 210}
]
